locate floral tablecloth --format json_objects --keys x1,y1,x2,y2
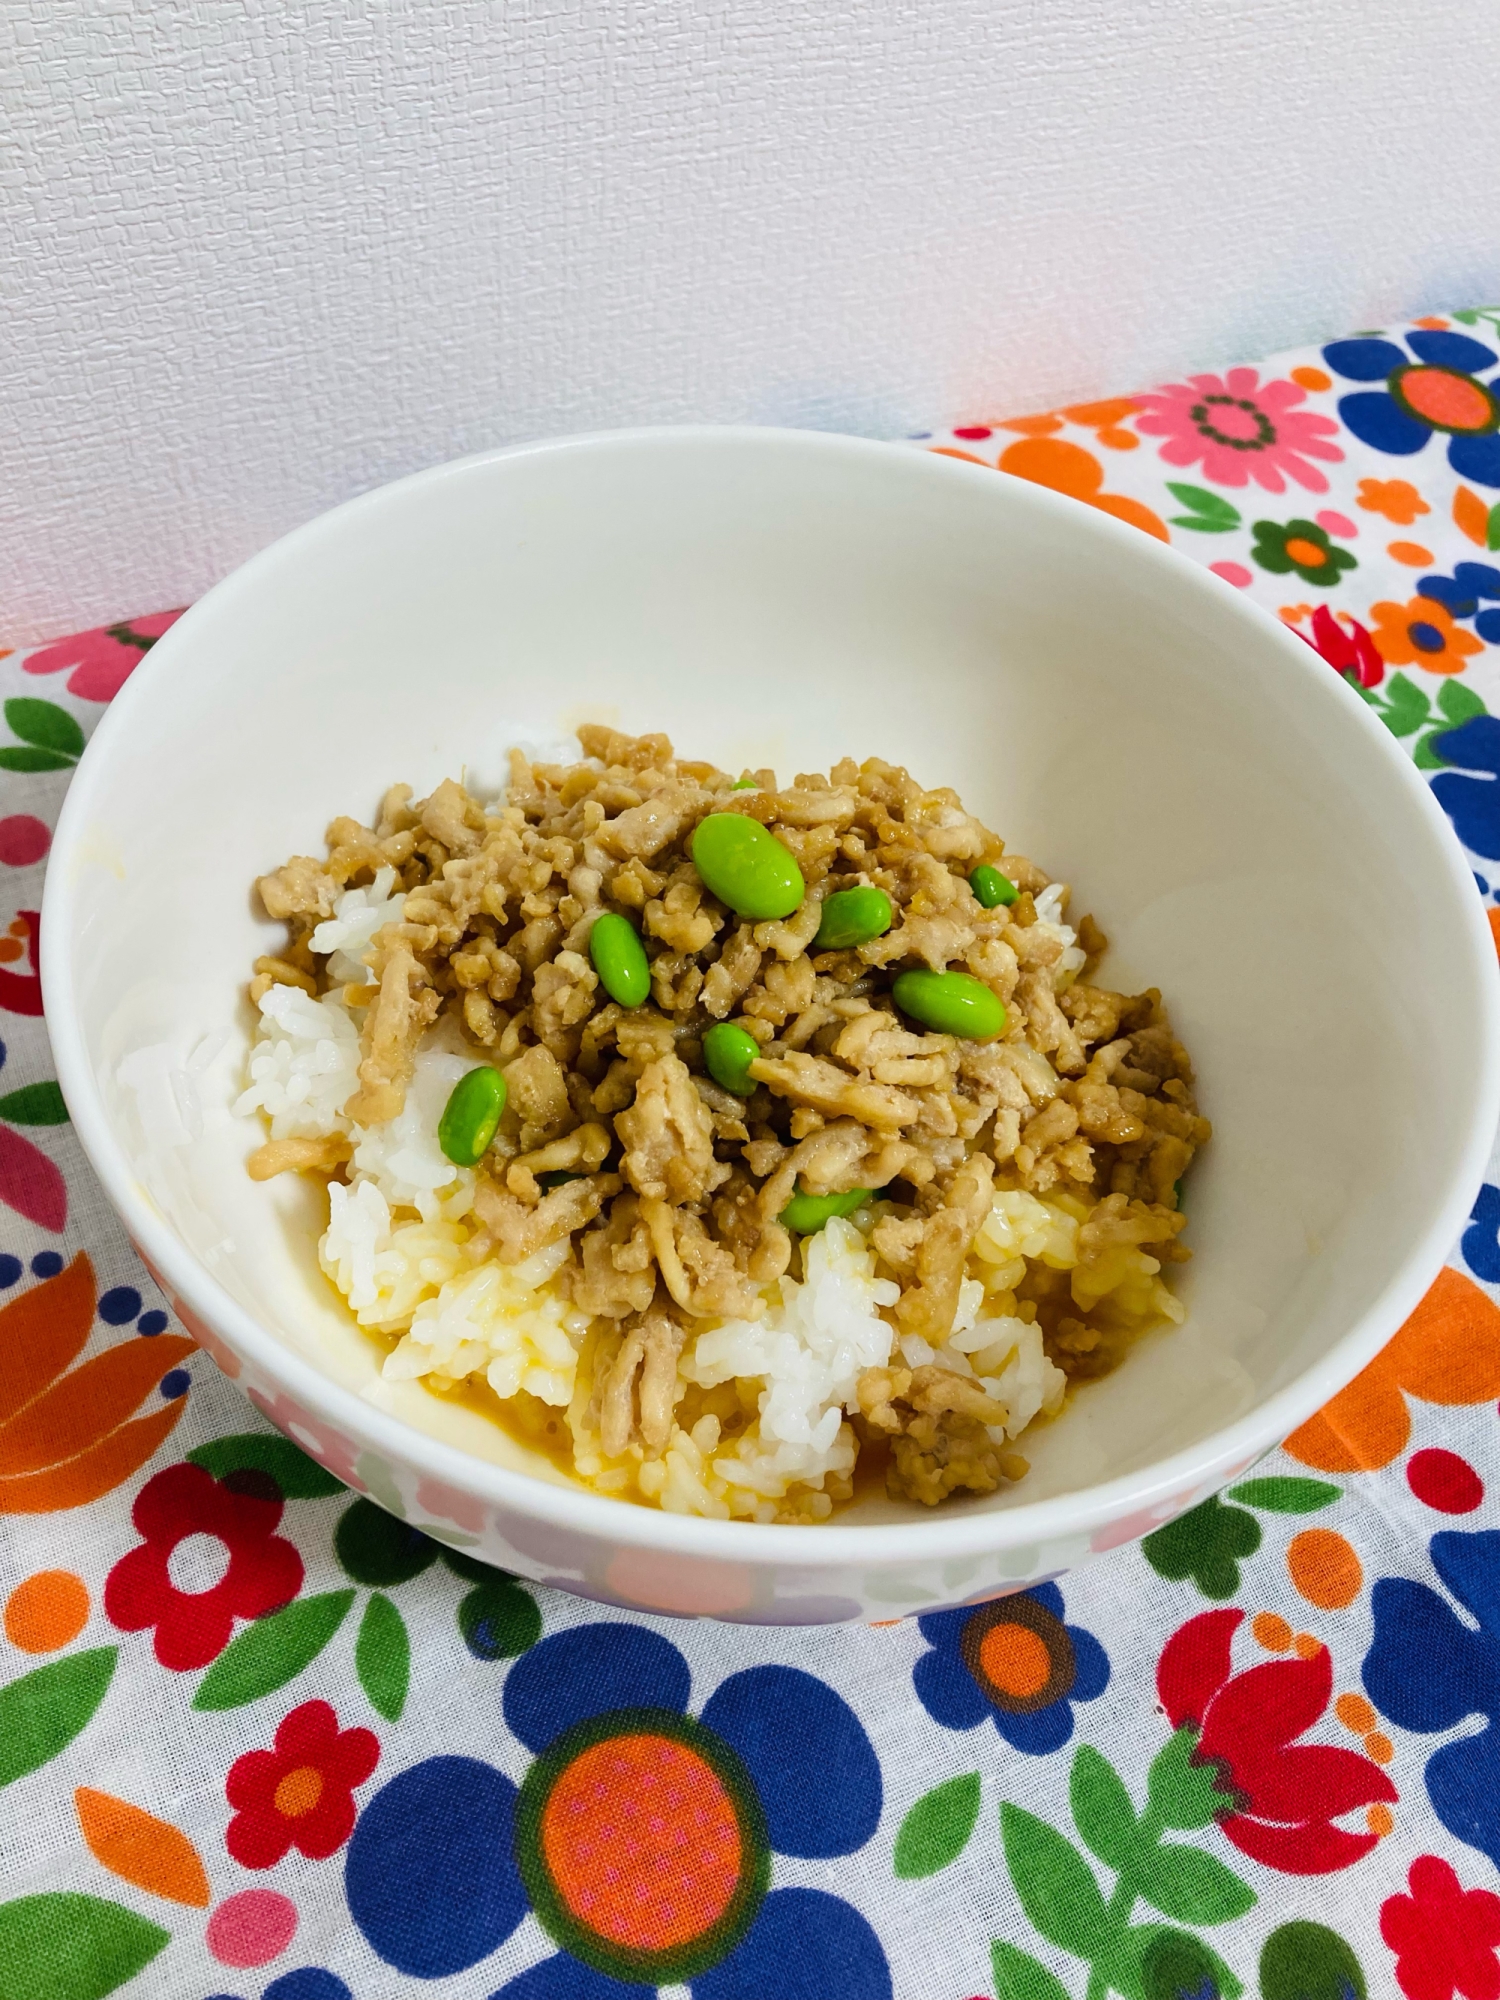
[{"x1": 6, "y1": 310, "x2": 1500, "y2": 2000}]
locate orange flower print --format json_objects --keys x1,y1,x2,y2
[
  {"x1": 1052, "y1": 398, "x2": 1142, "y2": 450},
  {"x1": 1455, "y1": 484, "x2": 1499, "y2": 548},
  {"x1": 0, "y1": 1257, "x2": 195, "y2": 1513},
  {"x1": 1285, "y1": 1266, "x2": 1500, "y2": 1472},
  {"x1": 1368, "y1": 595, "x2": 1483, "y2": 673},
  {"x1": 995, "y1": 437, "x2": 1169, "y2": 541},
  {"x1": 1357, "y1": 477, "x2": 1430, "y2": 526}
]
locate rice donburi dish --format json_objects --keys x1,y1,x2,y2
[{"x1": 239, "y1": 726, "x2": 1208, "y2": 1523}]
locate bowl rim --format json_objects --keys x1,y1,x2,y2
[{"x1": 41, "y1": 421, "x2": 1500, "y2": 1569}]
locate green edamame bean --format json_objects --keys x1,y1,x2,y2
[
  {"x1": 731, "y1": 777, "x2": 759, "y2": 790},
  {"x1": 780, "y1": 1185, "x2": 872, "y2": 1234},
  {"x1": 969, "y1": 864, "x2": 1018, "y2": 909},
  {"x1": 892, "y1": 967, "x2": 1006, "y2": 1041},
  {"x1": 438, "y1": 1065, "x2": 508, "y2": 1166},
  {"x1": 589, "y1": 911, "x2": 651, "y2": 1008},
  {"x1": 538, "y1": 1169, "x2": 583, "y2": 1190},
  {"x1": 691, "y1": 813, "x2": 804, "y2": 921},
  {"x1": 703, "y1": 1020, "x2": 761, "y2": 1097},
  {"x1": 814, "y1": 885, "x2": 893, "y2": 950}
]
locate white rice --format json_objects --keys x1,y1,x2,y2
[
  {"x1": 235, "y1": 985, "x2": 360, "y2": 1140},
  {"x1": 1033, "y1": 880, "x2": 1088, "y2": 985},
  {"x1": 309, "y1": 866, "x2": 405, "y2": 986},
  {"x1": 682, "y1": 1219, "x2": 898, "y2": 1456}
]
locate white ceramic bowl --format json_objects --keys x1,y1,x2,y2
[{"x1": 43, "y1": 427, "x2": 1500, "y2": 1624}]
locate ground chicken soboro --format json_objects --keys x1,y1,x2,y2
[{"x1": 240, "y1": 725, "x2": 1208, "y2": 1522}]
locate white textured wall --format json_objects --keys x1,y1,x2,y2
[{"x1": 3, "y1": 0, "x2": 1498, "y2": 642}]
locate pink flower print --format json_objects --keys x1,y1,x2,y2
[
  {"x1": 1134, "y1": 368, "x2": 1343, "y2": 495},
  {"x1": 24, "y1": 610, "x2": 184, "y2": 703}
]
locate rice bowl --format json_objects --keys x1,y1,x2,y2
[{"x1": 40, "y1": 427, "x2": 1498, "y2": 1620}]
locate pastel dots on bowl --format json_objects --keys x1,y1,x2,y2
[
  {"x1": 1407, "y1": 1446, "x2": 1484, "y2": 1513},
  {"x1": 207, "y1": 1890, "x2": 298, "y2": 1969},
  {"x1": 5, "y1": 1570, "x2": 89, "y2": 1652}
]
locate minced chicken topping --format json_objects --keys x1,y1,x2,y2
[{"x1": 239, "y1": 725, "x2": 1208, "y2": 1521}]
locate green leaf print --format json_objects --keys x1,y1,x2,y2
[
  {"x1": 3, "y1": 698, "x2": 83, "y2": 760},
  {"x1": 1259, "y1": 1920, "x2": 1366, "y2": 2000},
  {"x1": 1440, "y1": 679, "x2": 1489, "y2": 725},
  {"x1": 355, "y1": 1593, "x2": 410, "y2": 1722},
  {"x1": 1131, "y1": 1927, "x2": 1242, "y2": 2000},
  {"x1": 1164, "y1": 484, "x2": 1242, "y2": 533},
  {"x1": 893, "y1": 1772, "x2": 981, "y2": 1878},
  {"x1": 187, "y1": 1431, "x2": 345, "y2": 1498},
  {"x1": 1377, "y1": 671, "x2": 1433, "y2": 738},
  {"x1": 1145, "y1": 1728, "x2": 1226, "y2": 1833},
  {"x1": 1142, "y1": 1496, "x2": 1261, "y2": 1598},
  {"x1": 1070, "y1": 1747, "x2": 1138, "y2": 1872},
  {"x1": 1224, "y1": 1477, "x2": 1339, "y2": 1514},
  {"x1": 990, "y1": 1938, "x2": 1073, "y2": 2000},
  {"x1": 0, "y1": 1648, "x2": 116, "y2": 1788},
  {"x1": 995, "y1": 1747, "x2": 1254, "y2": 2000},
  {"x1": 0, "y1": 1893, "x2": 168, "y2": 2000},
  {"x1": 1133, "y1": 1843, "x2": 1254, "y2": 1925},
  {"x1": 336, "y1": 1497, "x2": 441, "y2": 1586},
  {"x1": 1490, "y1": 501, "x2": 1500, "y2": 553},
  {"x1": 457, "y1": 1578, "x2": 543, "y2": 1661},
  {"x1": 0, "y1": 746, "x2": 78, "y2": 773},
  {"x1": 0, "y1": 1083, "x2": 69, "y2": 1125},
  {"x1": 1000, "y1": 1804, "x2": 1114, "y2": 1961},
  {"x1": 193, "y1": 1590, "x2": 355, "y2": 1710}
]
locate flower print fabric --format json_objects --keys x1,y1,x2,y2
[
  {"x1": 103, "y1": 1460, "x2": 303, "y2": 1668},
  {"x1": 1159, "y1": 1608, "x2": 1395, "y2": 1873},
  {"x1": 1418, "y1": 563, "x2": 1500, "y2": 645},
  {"x1": 22, "y1": 609, "x2": 183, "y2": 702},
  {"x1": 1365, "y1": 1530, "x2": 1500, "y2": 1871},
  {"x1": 1134, "y1": 366, "x2": 1343, "y2": 492},
  {"x1": 912, "y1": 1584, "x2": 1109, "y2": 1754},
  {"x1": 1381, "y1": 1855, "x2": 1500, "y2": 2000},
  {"x1": 226, "y1": 1700, "x2": 380, "y2": 1867},
  {"x1": 1250, "y1": 516, "x2": 1358, "y2": 585},
  {"x1": 343, "y1": 1622, "x2": 890, "y2": 1996},
  {"x1": 1324, "y1": 329, "x2": 1500, "y2": 486},
  {"x1": 1370, "y1": 595, "x2": 1485, "y2": 671},
  {"x1": 1297, "y1": 602, "x2": 1385, "y2": 686}
]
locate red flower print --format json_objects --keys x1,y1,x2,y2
[
  {"x1": 0, "y1": 910, "x2": 43, "y2": 1016},
  {"x1": 1383, "y1": 1855, "x2": 1500, "y2": 2000},
  {"x1": 1157, "y1": 1608, "x2": 1396, "y2": 1873},
  {"x1": 1298, "y1": 603, "x2": 1385, "y2": 689},
  {"x1": 104, "y1": 1461, "x2": 302, "y2": 1669},
  {"x1": 23, "y1": 610, "x2": 184, "y2": 703},
  {"x1": 226, "y1": 1699, "x2": 379, "y2": 1867}
]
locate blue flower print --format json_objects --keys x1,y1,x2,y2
[
  {"x1": 206, "y1": 1974, "x2": 354, "y2": 2000},
  {"x1": 1418, "y1": 561, "x2": 1500, "y2": 645},
  {"x1": 1323, "y1": 330, "x2": 1500, "y2": 486},
  {"x1": 1364, "y1": 1529, "x2": 1500, "y2": 1868},
  {"x1": 913, "y1": 1584, "x2": 1109, "y2": 1754},
  {"x1": 344, "y1": 1622, "x2": 890, "y2": 1999},
  {"x1": 1463, "y1": 1185, "x2": 1500, "y2": 1284},
  {"x1": 1429, "y1": 715, "x2": 1500, "y2": 859}
]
